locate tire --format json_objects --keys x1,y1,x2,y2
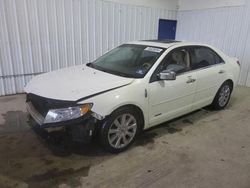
[
  {"x1": 99, "y1": 107, "x2": 143, "y2": 153},
  {"x1": 211, "y1": 81, "x2": 233, "y2": 110}
]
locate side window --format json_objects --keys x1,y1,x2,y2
[
  {"x1": 160, "y1": 48, "x2": 191, "y2": 74},
  {"x1": 150, "y1": 48, "x2": 191, "y2": 82},
  {"x1": 190, "y1": 47, "x2": 223, "y2": 70}
]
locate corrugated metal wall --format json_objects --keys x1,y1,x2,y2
[
  {"x1": 0, "y1": 0, "x2": 177, "y2": 96},
  {"x1": 176, "y1": 1, "x2": 250, "y2": 86}
]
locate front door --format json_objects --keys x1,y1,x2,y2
[{"x1": 148, "y1": 47, "x2": 197, "y2": 127}]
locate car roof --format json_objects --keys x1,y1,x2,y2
[{"x1": 126, "y1": 40, "x2": 208, "y2": 49}]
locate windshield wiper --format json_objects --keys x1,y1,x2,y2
[
  {"x1": 115, "y1": 72, "x2": 135, "y2": 78},
  {"x1": 86, "y1": 62, "x2": 94, "y2": 68},
  {"x1": 87, "y1": 63, "x2": 136, "y2": 78}
]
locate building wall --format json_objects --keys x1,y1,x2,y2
[
  {"x1": 176, "y1": 1, "x2": 250, "y2": 86},
  {"x1": 178, "y1": 0, "x2": 245, "y2": 10},
  {"x1": 105, "y1": 0, "x2": 178, "y2": 10},
  {"x1": 0, "y1": 0, "x2": 177, "y2": 96}
]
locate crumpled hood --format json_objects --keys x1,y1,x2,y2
[{"x1": 24, "y1": 64, "x2": 134, "y2": 101}]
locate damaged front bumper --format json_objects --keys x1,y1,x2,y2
[
  {"x1": 26, "y1": 101, "x2": 44, "y2": 126},
  {"x1": 26, "y1": 100, "x2": 98, "y2": 143},
  {"x1": 26, "y1": 101, "x2": 94, "y2": 128}
]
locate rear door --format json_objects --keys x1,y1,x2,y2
[{"x1": 189, "y1": 46, "x2": 227, "y2": 109}]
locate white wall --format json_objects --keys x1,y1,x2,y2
[
  {"x1": 105, "y1": 0, "x2": 178, "y2": 10},
  {"x1": 0, "y1": 0, "x2": 177, "y2": 96},
  {"x1": 178, "y1": 0, "x2": 245, "y2": 10},
  {"x1": 176, "y1": 1, "x2": 250, "y2": 86},
  {"x1": 3, "y1": 0, "x2": 250, "y2": 96}
]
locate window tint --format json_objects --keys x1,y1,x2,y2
[
  {"x1": 190, "y1": 47, "x2": 223, "y2": 70},
  {"x1": 92, "y1": 45, "x2": 164, "y2": 78},
  {"x1": 106, "y1": 47, "x2": 137, "y2": 63},
  {"x1": 141, "y1": 50, "x2": 157, "y2": 58},
  {"x1": 150, "y1": 48, "x2": 190, "y2": 82},
  {"x1": 161, "y1": 48, "x2": 190, "y2": 74}
]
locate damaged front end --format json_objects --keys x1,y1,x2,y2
[{"x1": 26, "y1": 93, "x2": 100, "y2": 143}]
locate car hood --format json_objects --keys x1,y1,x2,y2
[{"x1": 24, "y1": 64, "x2": 134, "y2": 101}]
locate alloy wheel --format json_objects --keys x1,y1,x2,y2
[
  {"x1": 108, "y1": 114, "x2": 137, "y2": 149},
  {"x1": 218, "y1": 84, "x2": 231, "y2": 107}
]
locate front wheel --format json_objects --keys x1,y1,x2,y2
[
  {"x1": 211, "y1": 81, "x2": 233, "y2": 110},
  {"x1": 99, "y1": 107, "x2": 142, "y2": 153}
]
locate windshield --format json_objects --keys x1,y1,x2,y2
[{"x1": 89, "y1": 44, "x2": 165, "y2": 78}]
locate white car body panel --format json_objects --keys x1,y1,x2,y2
[
  {"x1": 191, "y1": 64, "x2": 225, "y2": 110},
  {"x1": 24, "y1": 41, "x2": 240, "y2": 130},
  {"x1": 24, "y1": 64, "x2": 134, "y2": 101},
  {"x1": 78, "y1": 79, "x2": 150, "y2": 126},
  {"x1": 148, "y1": 71, "x2": 197, "y2": 127}
]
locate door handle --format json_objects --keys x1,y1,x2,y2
[
  {"x1": 218, "y1": 70, "x2": 226, "y2": 74},
  {"x1": 186, "y1": 77, "x2": 196, "y2": 83}
]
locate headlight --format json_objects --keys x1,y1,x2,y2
[{"x1": 43, "y1": 103, "x2": 93, "y2": 124}]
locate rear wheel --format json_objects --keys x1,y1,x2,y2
[
  {"x1": 211, "y1": 81, "x2": 233, "y2": 110},
  {"x1": 99, "y1": 107, "x2": 142, "y2": 153}
]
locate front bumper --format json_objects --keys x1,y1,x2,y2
[
  {"x1": 26, "y1": 102, "x2": 44, "y2": 125},
  {"x1": 27, "y1": 101, "x2": 97, "y2": 143},
  {"x1": 26, "y1": 101, "x2": 93, "y2": 128}
]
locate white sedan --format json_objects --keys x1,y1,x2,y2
[{"x1": 25, "y1": 40, "x2": 240, "y2": 153}]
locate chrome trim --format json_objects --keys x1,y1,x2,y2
[
  {"x1": 177, "y1": 63, "x2": 225, "y2": 77},
  {"x1": 91, "y1": 112, "x2": 105, "y2": 120},
  {"x1": 26, "y1": 102, "x2": 44, "y2": 125},
  {"x1": 218, "y1": 70, "x2": 226, "y2": 74}
]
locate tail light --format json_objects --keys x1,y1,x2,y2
[{"x1": 236, "y1": 60, "x2": 240, "y2": 66}]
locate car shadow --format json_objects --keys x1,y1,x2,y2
[
  {"x1": 30, "y1": 123, "x2": 110, "y2": 157},
  {"x1": 0, "y1": 105, "x2": 222, "y2": 159},
  {"x1": 31, "y1": 105, "x2": 221, "y2": 156},
  {"x1": 0, "y1": 104, "x2": 227, "y2": 188},
  {"x1": 135, "y1": 106, "x2": 221, "y2": 146},
  {"x1": 0, "y1": 111, "x2": 112, "y2": 188}
]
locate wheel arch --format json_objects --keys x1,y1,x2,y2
[
  {"x1": 225, "y1": 79, "x2": 234, "y2": 91},
  {"x1": 214, "y1": 79, "x2": 234, "y2": 98},
  {"x1": 210, "y1": 78, "x2": 234, "y2": 110},
  {"x1": 107, "y1": 104, "x2": 145, "y2": 132}
]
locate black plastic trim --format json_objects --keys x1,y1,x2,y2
[{"x1": 76, "y1": 83, "x2": 130, "y2": 102}]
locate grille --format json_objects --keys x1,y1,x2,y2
[{"x1": 26, "y1": 93, "x2": 76, "y2": 116}]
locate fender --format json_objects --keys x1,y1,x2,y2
[{"x1": 77, "y1": 79, "x2": 150, "y2": 128}]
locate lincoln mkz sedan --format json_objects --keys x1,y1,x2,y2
[{"x1": 25, "y1": 40, "x2": 240, "y2": 153}]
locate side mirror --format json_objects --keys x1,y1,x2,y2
[{"x1": 158, "y1": 70, "x2": 176, "y2": 80}]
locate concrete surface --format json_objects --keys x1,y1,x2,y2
[{"x1": 0, "y1": 86, "x2": 250, "y2": 188}]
